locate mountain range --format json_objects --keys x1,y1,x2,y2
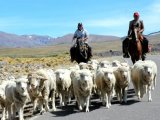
[{"x1": 0, "y1": 31, "x2": 159, "y2": 48}]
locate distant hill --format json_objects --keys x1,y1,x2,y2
[
  {"x1": 0, "y1": 31, "x2": 55, "y2": 48},
  {"x1": 0, "y1": 31, "x2": 120, "y2": 48},
  {"x1": 0, "y1": 31, "x2": 159, "y2": 48}
]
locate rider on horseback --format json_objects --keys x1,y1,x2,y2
[
  {"x1": 70, "y1": 23, "x2": 92, "y2": 62},
  {"x1": 123, "y1": 12, "x2": 149, "y2": 59}
]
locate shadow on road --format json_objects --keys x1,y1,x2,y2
[{"x1": 50, "y1": 88, "x2": 139, "y2": 117}]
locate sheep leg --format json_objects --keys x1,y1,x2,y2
[
  {"x1": 119, "y1": 89, "x2": 123, "y2": 103},
  {"x1": 119, "y1": 89, "x2": 122, "y2": 103},
  {"x1": 68, "y1": 90, "x2": 71, "y2": 104},
  {"x1": 77, "y1": 97, "x2": 82, "y2": 111},
  {"x1": 152, "y1": 75, "x2": 157, "y2": 90},
  {"x1": 136, "y1": 82, "x2": 141, "y2": 100},
  {"x1": 62, "y1": 92, "x2": 66, "y2": 106},
  {"x1": 116, "y1": 92, "x2": 120, "y2": 102},
  {"x1": 154, "y1": 75, "x2": 157, "y2": 89},
  {"x1": 12, "y1": 104, "x2": 17, "y2": 119},
  {"x1": 1, "y1": 106, "x2": 6, "y2": 120},
  {"x1": 19, "y1": 107, "x2": 24, "y2": 120},
  {"x1": 33, "y1": 98, "x2": 38, "y2": 114},
  {"x1": 105, "y1": 93, "x2": 109, "y2": 108},
  {"x1": 39, "y1": 103, "x2": 45, "y2": 115},
  {"x1": 108, "y1": 93, "x2": 111, "y2": 107},
  {"x1": 85, "y1": 96, "x2": 90, "y2": 112},
  {"x1": 44, "y1": 96, "x2": 49, "y2": 112},
  {"x1": 102, "y1": 92, "x2": 106, "y2": 106},
  {"x1": 15, "y1": 102, "x2": 24, "y2": 120},
  {"x1": 123, "y1": 88, "x2": 127, "y2": 103},
  {"x1": 148, "y1": 85, "x2": 152, "y2": 102},
  {"x1": 59, "y1": 93, "x2": 63, "y2": 106},
  {"x1": 115, "y1": 87, "x2": 120, "y2": 102},
  {"x1": 51, "y1": 91, "x2": 56, "y2": 111},
  {"x1": 140, "y1": 85, "x2": 145, "y2": 99},
  {"x1": 132, "y1": 79, "x2": 139, "y2": 97},
  {"x1": 6, "y1": 103, "x2": 12, "y2": 120}
]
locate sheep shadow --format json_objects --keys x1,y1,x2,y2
[
  {"x1": 50, "y1": 102, "x2": 78, "y2": 117},
  {"x1": 112, "y1": 88, "x2": 140, "y2": 105},
  {"x1": 50, "y1": 99, "x2": 102, "y2": 117}
]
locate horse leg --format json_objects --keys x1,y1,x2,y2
[
  {"x1": 131, "y1": 56, "x2": 136, "y2": 64},
  {"x1": 137, "y1": 41, "x2": 142, "y2": 61}
]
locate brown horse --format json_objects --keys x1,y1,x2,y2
[{"x1": 128, "y1": 28, "x2": 144, "y2": 64}]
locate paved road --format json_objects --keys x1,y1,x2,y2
[{"x1": 31, "y1": 55, "x2": 160, "y2": 120}]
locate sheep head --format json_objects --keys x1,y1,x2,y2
[
  {"x1": 15, "y1": 78, "x2": 28, "y2": 97},
  {"x1": 79, "y1": 70, "x2": 93, "y2": 91}
]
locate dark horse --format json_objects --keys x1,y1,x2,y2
[
  {"x1": 128, "y1": 28, "x2": 144, "y2": 64},
  {"x1": 70, "y1": 38, "x2": 91, "y2": 64}
]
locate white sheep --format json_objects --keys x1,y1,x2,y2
[
  {"x1": 98, "y1": 60, "x2": 111, "y2": 68},
  {"x1": 79, "y1": 62, "x2": 89, "y2": 70},
  {"x1": 5, "y1": 77, "x2": 29, "y2": 120},
  {"x1": 55, "y1": 69, "x2": 72, "y2": 106},
  {"x1": 0, "y1": 82, "x2": 8, "y2": 120},
  {"x1": 95, "y1": 67, "x2": 116, "y2": 108},
  {"x1": 72, "y1": 69, "x2": 93, "y2": 112},
  {"x1": 27, "y1": 69, "x2": 57, "y2": 114},
  {"x1": 88, "y1": 59, "x2": 99, "y2": 70},
  {"x1": 145, "y1": 60, "x2": 157, "y2": 90},
  {"x1": 112, "y1": 60, "x2": 121, "y2": 67},
  {"x1": 69, "y1": 65, "x2": 80, "y2": 71},
  {"x1": 131, "y1": 60, "x2": 157, "y2": 102},
  {"x1": 113, "y1": 65, "x2": 130, "y2": 103}
]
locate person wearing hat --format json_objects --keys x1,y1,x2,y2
[
  {"x1": 70, "y1": 23, "x2": 92, "y2": 62},
  {"x1": 123, "y1": 12, "x2": 148, "y2": 59}
]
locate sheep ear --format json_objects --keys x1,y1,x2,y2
[
  {"x1": 15, "y1": 81, "x2": 21, "y2": 85},
  {"x1": 27, "y1": 73, "x2": 32, "y2": 79},
  {"x1": 40, "y1": 77, "x2": 47, "y2": 81},
  {"x1": 129, "y1": 66, "x2": 132, "y2": 70},
  {"x1": 70, "y1": 71, "x2": 76, "y2": 78}
]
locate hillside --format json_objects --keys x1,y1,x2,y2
[{"x1": 0, "y1": 31, "x2": 119, "y2": 48}]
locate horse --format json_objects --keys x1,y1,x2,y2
[
  {"x1": 70, "y1": 38, "x2": 91, "y2": 64},
  {"x1": 128, "y1": 28, "x2": 144, "y2": 64}
]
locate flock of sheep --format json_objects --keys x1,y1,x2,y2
[{"x1": 0, "y1": 59, "x2": 157, "y2": 120}]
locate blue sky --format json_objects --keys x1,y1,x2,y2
[{"x1": 0, "y1": 0, "x2": 160, "y2": 37}]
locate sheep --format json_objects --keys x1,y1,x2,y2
[
  {"x1": 79, "y1": 62, "x2": 89, "y2": 70},
  {"x1": 98, "y1": 60, "x2": 111, "y2": 68},
  {"x1": 0, "y1": 82, "x2": 8, "y2": 120},
  {"x1": 55, "y1": 69, "x2": 72, "y2": 106},
  {"x1": 72, "y1": 69, "x2": 93, "y2": 112},
  {"x1": 69, "y1": 65, "x2": 80, "y2": 71},
  {"x1": 95, "y1": 67, "x2": 116, "y2": 108},
  {"x1": 113, "y1": 65, "x2": 130, "y2": 103},
  {"x1": 5, "y1": 77, "x2": 29, "y2": 120},
  {"x1": 131, "y1": 60, "x2": 157, "y2": 102},
  {"x1": 112, "y1": 60, "x2": 121, "y2": 67},
  {"x1": 88, "y1": 59, "x2": 99, "y2": 70},
  {"x1": 27, "y1": 69, "x2": 57, "y2": 114},
  {"x1": 144, "y1": 60, "x2": 157, "y2": 90}
]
